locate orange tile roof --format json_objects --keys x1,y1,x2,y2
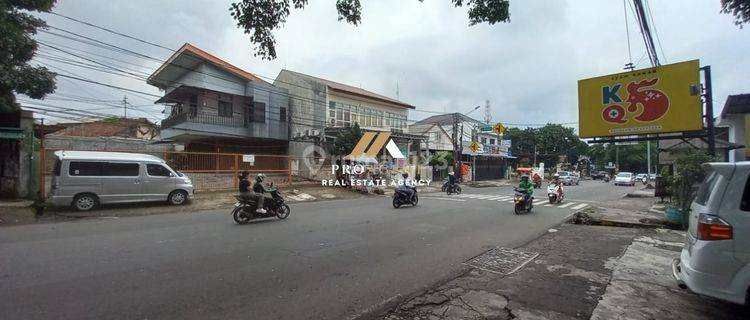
[{"x1": 149, "y1": 43, "x2": 269, "y2": 86}]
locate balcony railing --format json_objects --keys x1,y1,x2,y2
[{"x1": 162, "y1": 111, "x2": 249, "y2": 129}]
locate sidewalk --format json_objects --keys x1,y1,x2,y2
[
  {"x1": 375, "y1": 223, "x2": 747, "y2": 320},
  {"x1": 0, "y1": 184, "x2": 367, "y2": 225}
]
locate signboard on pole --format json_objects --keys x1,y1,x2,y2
[
  {"x1": 493, "y1": 123, "x2": 506, "y2": 135},
  {"x1": 468, "y1": 141, "x2": 482, "y2": 153},
  {"x1": 578, "y1": 60, "x2": 703, "y2": 138},
  {"x1": 242, "y1": 154, "x2": 255, "y2": 165}
]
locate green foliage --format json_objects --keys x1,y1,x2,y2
[
  {"x1": 504, "y1": 124, "x2": 587, "y2": 168},
  {"x1": 721, "y1": 0, "x2": 750, "y2": 27},
  {"x1": 331, "y1": 122, "x2": 363, "y2": 156},
  {"x1": 230, "y1": 0, "x2": 510, "y2": 60},
  {"x1": 0, "y1": 0, "x2": 57, "y2": 112},
  {"x1": 587, "y1": 142, "x2": 657, "y2": 173},
  {"x1": 669, "y1": 149, "x2": 714, "y2": 213}
]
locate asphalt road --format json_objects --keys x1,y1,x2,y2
[{"x1": 0, "y1": 180, "x2": 637, "y2": 320}]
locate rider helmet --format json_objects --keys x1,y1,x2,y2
[
  {"x1": 521, "y1": 174, "x2": 530, "y2": 181},
  {"x1": 255, "y1": 173, "x2": 266, "y2": 182}
]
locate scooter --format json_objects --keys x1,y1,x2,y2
[
  {"x1": 513, "y1": 188, "x2": 534, "y2": 214},
  {"x1": 232, "y1": 185, "x2": 291, "y2": 224},
  {"x1": 603, "y1": 175, "x2": 610, "y2": 183},
  {"x1": 393, "y1": 186, "x2": 418, "y2": 208},
  {"x1": 547, "y1": 183, "x2": 564, "y2": 204},
  {"x1": 446, "y1": 182, "x2": 462, "y2": 195}
]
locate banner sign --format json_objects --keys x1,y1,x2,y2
[{"x1": 578, "y1": 60, "x2": 703, "y2": 138}]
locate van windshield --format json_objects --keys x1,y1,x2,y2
[{"x1": 53, "y1": 159, "x2": 61, "y2": 176}]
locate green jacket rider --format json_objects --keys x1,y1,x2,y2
[{"x1": 518, "y1": 175, "x2": 534, "y2": 196}]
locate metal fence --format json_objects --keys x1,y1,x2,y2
[{"x1": 41, "y1": 148, "x2": 326, "y2": 194}]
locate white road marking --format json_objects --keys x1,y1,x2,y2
[
  {"x1": 559, "y1": 202, "x2": 575, "y2": 208},
  {"x1": 543, "y1": 203, "x2": 554, "y2": 207},
  {"x1": 420, "y1": 196, "x2": 467, "y2": 202},
  {"x1": 533, "y1": 199, "x2": 546, "y2": 205},
  {"x1": 495, "y1": 196, "x2": 512, "y2": 201},
  {"x1": 572, "y1": 203, "x2": 588, "y2": 210}
]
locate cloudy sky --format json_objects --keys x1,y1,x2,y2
[{"x1": 30, "y1": 0, "x2": 749, "y2": 131}]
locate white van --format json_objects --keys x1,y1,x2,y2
[
  {"x1": 50, "y1": 151, "x2": 195, "y2": 211},
  {"x1": 673, "y1": 161, "x2": 750, "y2": 305}
]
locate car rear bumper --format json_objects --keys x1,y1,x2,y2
[{"x1": 675, "y1": 248, "x2": 746, "y2": 304}]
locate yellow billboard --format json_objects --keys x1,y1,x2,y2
[{"x1": 578, "y1": 60, "x2": 703, "y2": 138}]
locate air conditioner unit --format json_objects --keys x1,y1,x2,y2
[{"x1": 311, "y1": 129, "x2": 320, "y2": 136}]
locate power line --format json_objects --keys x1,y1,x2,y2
[{"x1": 40, "y1": 15, "x2": 575, "y2": 130}]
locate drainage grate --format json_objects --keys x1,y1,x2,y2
[{"x1": 464, "y1": 247, "x2": 539, "y2": 275}]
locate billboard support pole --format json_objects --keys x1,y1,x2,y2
[{"x1": 701, "y1": 66, "x2": 716, "y2": 157}]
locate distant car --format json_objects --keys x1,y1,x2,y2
[
  {"x1": 649, "y1": 173, "x2": 657, "y2": 181},
  {"x1": 557, "y1": 171, "x2": 579, "y2": 186},
  {"x1": 613, "y1": 172, "x2": 635, "y2": 186},
  {"x1": 673, "y1": 162, "x2": 750, "y2": 306}
]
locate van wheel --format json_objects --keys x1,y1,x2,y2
[
  {"x1": 168, "y1": 190, "x2": 188, "y2": 205},
  {"x1": 73, "y1": 193, "x2": 98, "y2": 211}
]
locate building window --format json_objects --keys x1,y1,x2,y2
[
  {"x1": 481, "y1": 137, "x2": 487, "y2": 144},
  {"x1": 490, "y1": 138, "x2": 496, "y2": 145},
  {"x1": 218, "y1": 101, "x2": 232, "y2": 117},
  {"x1": 280, "y1": 107, "x2": 287, "y2": 122},
  {"x1": 253, "y1": 102, "x2": 266, "y2": 123}
]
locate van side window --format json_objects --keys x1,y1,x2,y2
[
  {"x1": 147, "y1": 164, "x2": 172, "y2": 177},
  {"x1": 103, "y1": 163, "x2": 140, "y2": 177},
  {"x1": 741, "y1": 174, "x2": 750, "y2": 212},
  {"x1": 69, "y1": 162, "x2": 104, "y2": 176}
]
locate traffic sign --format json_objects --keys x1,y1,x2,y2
[
  {"x1": 480, "y1": 126, "x2": 493, "y2": 132},
  {"x1": 493, "y1": 123, "x2": 505, "y2": 135},
  {"x1": 469, "y1": 141, "x2": 481, "y2": 153}
]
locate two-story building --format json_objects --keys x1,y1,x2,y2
[
  {"x1": 274, "y1": 70, "x2": 425, "y2": 178},
  {"x1": 410, "y1": 113, "x2": 510, "y2": 180},
  {"x1": 718, "y1": 93, "x2": 749, "y2": 162},
  {"x1": 148, "y1": 43, "x2": 289, "y2": 154}
]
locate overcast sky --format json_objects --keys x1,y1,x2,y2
[{"x1": 31, "y1": 0, "x2": 749, "y2": 130}]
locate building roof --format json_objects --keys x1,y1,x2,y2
[
  {"x1": 54, "y1": 150, "x2": 165, "y2": 163},
  {"x1": 412, "y1": 113, "x2": 483, "y2": 126},
  {"x1": 721, "y1": 94, "x2": 750, "y2": 118},
  {"x1": 281, "y1": 69, "x2": 415, "y2": 109},
  {"x1": 147, "y1": 43, "x2": 269, "y2": 89},
  {"x1": 50, "y1": 118, "x2": 156, "y2": 138}
]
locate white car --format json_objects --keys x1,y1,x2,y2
[
  {"x1": 613, "y1": 172, "x2": 635, "y2": 186},
  {"x1": 673, "y1": 162, "x2": 750, "y2": 305}
]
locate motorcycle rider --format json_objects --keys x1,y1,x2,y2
[
  {"x1": 518, "y1": 174, "x2": 534, "y2": 203},
  {"x1": 252, "y1": 173, "x2": 269, "y2": 214},
  {"x1": 551, "y1": 173, "x2": 564, "y2": 199},
  {"x1": 397, "y1": 172, "x2": 416, "y2": 200},
  {"x1": 447, "y1": 171, "x2": 458, "y2": 193}
]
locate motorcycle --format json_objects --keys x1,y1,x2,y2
[
  {"x1": 513, "y1": 187, "x2": 534, "y2": 214},
  {"x1": 232, "y1": 186, "x2": 291, "y2": 224},
  {"x1": 603, "y1": 175, "x2": 610, "y2": 183},
  {"x1": 393, "y1": 186, "x2": 418, "y2": 208},
  {"x1": 547, "y1": 183, "x2": 564, "y2": 204},
  {"x1": 533, "y1": 175, "x2": 542, "y2": 189},
  {"x1": 445, "y1": 182, "x2": 462, "y2": 195}
]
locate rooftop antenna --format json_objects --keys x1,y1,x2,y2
[
  {"x1": 396, "y1": 81, "x2": 400, "y2": 100},
  {"x1": 484, "y1": 99, "x2": 491, "y2": 124}
]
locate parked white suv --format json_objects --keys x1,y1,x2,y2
[{"x1": 673, "y1": 162, "x2": 750, "y2": 305}]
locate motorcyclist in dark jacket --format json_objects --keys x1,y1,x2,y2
[{"x1": 447, "y1": 171, "x2": 458, "y2": 192}]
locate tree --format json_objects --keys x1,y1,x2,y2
[
  {"x1": 721, "y1": 0, "x2": 750, "y2": 27},
  {"x1": 230, "y1": 0, "x2": 511, "y2": 60},
  {"x1": 331, "y1": 122, "x2": 363, "y2": 156},
  {"x1": 0, "y1": 0, "x2": 57, "y2": 112},
  {"x1": 504, "y1": 124, "x2": 588, "y2": 169}
]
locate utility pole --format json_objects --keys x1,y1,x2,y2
[
  {"x1": 122, "y1": 96, "x2": 129, "y2": 121},
  {"x1": 452, "y1": 113, "x2": 460, "y2": 175},
  {"x1": 702, "y1": 66, "x2": 716, "y2": 157}
]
